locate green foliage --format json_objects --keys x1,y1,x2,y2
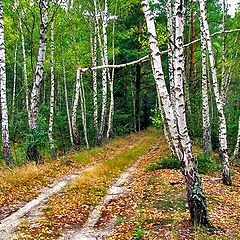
[
  {"x1": 150, "y1": 109, "x2": 162, "y2": 131},
  {"x1": 146, "y1": 156, "x2": 180, "y2": 171},
  {"x1": 132, "y1": 203, "x2": 146, "y2": 239},
  {"x1": 196, "y1": 153, "x2": 220, "y2": 174},
  {"x1": 133, "y1": 225, "x2": 145, "y2": 239}
]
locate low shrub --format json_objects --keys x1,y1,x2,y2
[
  {"x1": 196, "y1": 153, "x2": 220, "y2": 174},
  {"x1": 146, "y1": 156, "x2": 180, "y2": 171}
]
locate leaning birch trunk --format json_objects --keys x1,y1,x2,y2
[
  {"x1": 200, "y1": 18, "x2": 212, "y2": 156},
  {"x1": 166, "y1": 0, "x2": 175, "y2": 104},
  {"x1": 62, "y1": 50, "x2": 74, "y2": 146},
  {"x1": 71, "y1": 69, "x2": 81, "y2": 146},
  {"x1": 98, "y1": 0, "x2": 109, "y2": 141},
  {"x1": 27, "y1": 0, "x2": 48, "y2": 162},
  {"x1": 142, "y1": 0, "x2": 209, "y2": 226},
  {"x1": 233, "y1": 116, "x2": 240, "y2": 158},
  {"x1": 151, "y1": 58, "x2": 175, "y2": 155},
  {"x1": 90, "y1": 21, "x2": 99, "y2": 142},
  {"x1": 107, "y1": 15, "x2": 116, "y2": 139},
  {"x1": 48, "y1": 21, "x2": 55, "y2": 156},
  {"x1": 0, "y1": 0, "x2": 12, "y2": 166},
  {"x1": 199, "y1": 0, "x2": 231, "y2": 185},
  {"x1": 12, "y1": 42, "x2": 18, "y2": 121},
  {"x1": 79, "y1": 71, "x2": 89, "y2": 149},
  {"x1": 221, "y1": 0, "x2": 227, "y2": 106},
  {"x1": 19, "y1": 10, "x2": 29, "y2": 115}
]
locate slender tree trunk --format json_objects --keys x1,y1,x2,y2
[
  {"x1": 221, "y1": 0, "x2": 227, "y2": 106},
  {"x1": 107, "y1": 13, "x2": 116, "y2": 139},
  {"x1": 71, "y1": 69, "x2": 81, "y2": 146},
  {"x1": 93, "y1": 0, "x2": 106, "y2": 142},
  {"x1": 166, "y1": 0, "x2": 175, "y2": 103},
  {"x1": 0, "y1": 0, "x2": 12, "y2": 166},
  {"x1": 199, "y1": 0, "x2": 231, "y2": 185},
  {"x1": 189, "y1": 8, "x2": 195, "y2": 83},
  {"x1": 130, "y1": 79, "x2": 137, "y2": 132},
  {"x1": 233, "y1": 116, "x2": 240, "y2": 158},
  {"x1": 142, "y1": 0, "x2": 209, "y2": 226},
  {"x1": 151, "y1": 56, "x2": 175, "y2": 156},
  {"x1": 12, "y1": 42, "x2": 18, "y2": 122},
  {"x1": 79, "y1": 72, "x2": 89, "y2": 149},
  {"x1": 27, "y1": 0, "x2": 48, "y2": 162},
  {"x1": 62, "y1": 50, "x2": 74, "y2": 146},
  {"x1": 98, "y1": 0, "x2": 109, "y2": 141},
  {"x1": 48, "y1": 21, "x2": 55, "y2": 157},
  {"x1": 200, "y1": 18, "x2": 212, "y2": 156},
  {"x1": 90, "y1": 21, "x2": 99, "y2": 142},
  {"x1": 19, "y1": 11, "x2": 29, "y2": 115},
  {"x1": 135, "y1": 64, "x2": 141, "y2": 132}
]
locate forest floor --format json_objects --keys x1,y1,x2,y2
[{"x1": 0, "y1": 129, "x2": 239, "y2": 239}]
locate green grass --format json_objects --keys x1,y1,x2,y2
[
  {"x1": 20, "y1": 131, "x2": 160, "y2": 239},
  {"x1": 146, "y1": 156, "x2": 180, "y2": 171}
]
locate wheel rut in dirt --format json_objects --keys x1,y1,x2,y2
[
  {"x1": 59, "y1": 144, "x2": 160, "y2": 240},
  {"x1": 0, "y1": 132, "x2": 144, "y2": 240}
]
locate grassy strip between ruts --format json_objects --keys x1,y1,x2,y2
[
  {"x1": 16, "y1": 129, "x2": 160, "y2": 239},
  {"x1": 0, "y1": 130, "x2": 147, "y2": 216}
]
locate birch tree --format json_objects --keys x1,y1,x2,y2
[
  {"x1": 166, "y1": 0, "x2": 175, "y2": 103},
  {"x1": 79, "y1": 71, "x2": 89, "y2": 149},
  {"x1": 221, "y1": 0, "x2": 227, "y2": 106},
  {"x1": 107, "y1": 12, "x2": 116, "y2": 139},
  {"x1": 199, "y1": 0, "x2": 231, "y2": 185},
  {"x1": 0, "y1": 0, "x2": 12, "y2": 166},
  {"x1": 62, "y1": 49, "x2": 74, "y2": 146},
  {"x1": 27, "y1": 0, "x2": 48, "y2": 162},
  {"x1": 18, "y1": 6, "x2": 29, "y2": 114},
  {"x1": 12, "y1": 43, "x2": 18, "y2": 121},
  {"x1": 142, "y1": 0, "x2": 209, "y2": 226},
  {"x1": 98, "y1": 0, "x2": 109, "y2": 141},
  {"x1": 90, "y1": 20, "x2": 99, "y2": 142},
  {"x1": 48, "y1": 21, "x2": 55, "y2": 156},
  {"x1": 200, "y1": 17, "x2": 212, "y2": 156},
  {"x1": 71, "y1": 69, "x2": 81, "y2": 146}
]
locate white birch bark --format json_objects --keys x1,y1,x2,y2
[
  {"x1": 79, "y1": 71, "x2": 89, "y2": 149},
  {"x1": 27, "y1": 0, "x2": 48, "y2": 162},
  {"x1": 0, "y1": 0, "x2": 12, "y2": 166},
  {"x1": 151, "y1": 59, "x2": 175, "y2": 155},
  {"x1": 200, "y1": 18, "x2": 212, "y2": 156},
  {"x1": 98, "y1": 0, "x2": 109, "y2": 140},
  {"x1": 142, "y1": 0, "x2": 209, "y2": 226},
  {"x1": 233, "y1": 116, "x2": 240, "y2": 158},
  {"x1": 71, "y1": 69, "x2": 81, "y2": 146},
  {"x1": 90, "y1": 20, "x2": 99, "y2": 141},
  {"x1": 93, "y1": 0, "x2": 107, "y2": 142},
  {"x1": 48, "y1": 21, "x2": 55, "y2": 155},
  {"x1": 199, "y1": 0, "x2": 231, "y2": 185},
  {"x1": 19, "y1": 10, "x2": 29, "y2": 115},
  {"x1": 174, "y1": 0, "x2": 193, "y2": 162},
  {"x1": 12, "y1": 42, "x2": 18, "y2": 120},
  {"x1": 142, "y1": 0, "x2": 179, "y2": 156},
  {"x1": 166, "y1": 0, "x2": 175, "y2": 104},
  {"x1": 221, "y1": 0, "x2": 227, "y2": 106},
  {"x1": 62, "y1": 52, "x2": 74, "y2": 146},
  {"x1": 107, "y1": 14, "x2": 116, "y2": 139}
]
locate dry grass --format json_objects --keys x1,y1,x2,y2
[
  {"x1": 16, "y1": 129, "x2": 160, "y2": 239},
  {"x1": 0, "y1": 130, "x2": 148, "y2": 211}
]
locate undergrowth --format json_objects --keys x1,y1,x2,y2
[
  {"x1": 146, "y1": 156, "x2": 180, "y2": 171},
  {"x1": 146, "y1": 153, "x2": 220, "y2": 174}
]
